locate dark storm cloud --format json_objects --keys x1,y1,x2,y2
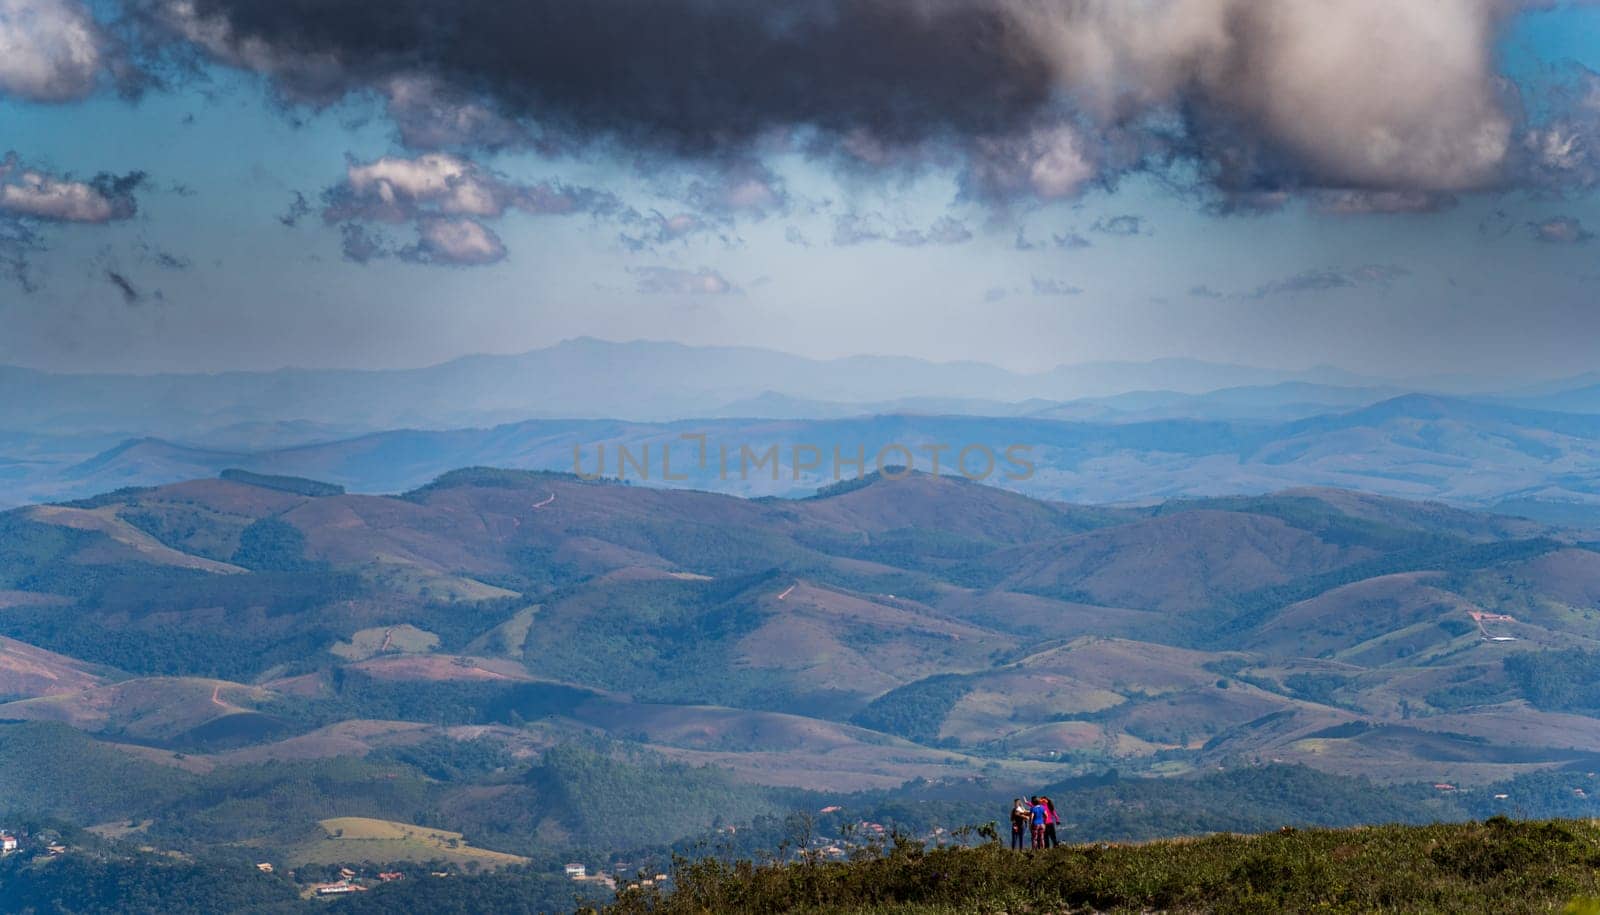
[
  {"x1": 151, "y1": 0, "x2": 1055, "y2": 154},
  {"x1": 123, "y1": 0, "x2": 1582, "y2": 208}
]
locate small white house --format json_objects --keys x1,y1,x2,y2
[
  {"x1": 0, "y1": 834, "x2": 17, "y2": 854},
  {"x1": 564, "y1": 863, "x2": 588, "y2": 879}
]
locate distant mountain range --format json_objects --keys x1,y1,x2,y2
[
  {"x1": 5, "y1": 337, "x2": 1591, "y2": 442},
  {"x1": 7, "y1": 339, "x2": 1600, "y2": 520},
  {"x1": 1, "y1": 393, "x2": 1597, "y2": 527}
]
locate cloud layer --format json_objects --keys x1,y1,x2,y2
[
  {"x1": 117, "y1": 0, "x2": 1583, "y2": 206},
  {"x1": 318, "y1": 152, "x2": 619, "y2": 265}
]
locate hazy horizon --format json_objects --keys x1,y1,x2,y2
[{"x1": 0, "y1": 334, "x2": 1588, "y2": 389}]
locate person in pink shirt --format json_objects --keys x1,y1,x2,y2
[{"x1": 1042, "y1": 796, "x2": 1061, "y2": 848}]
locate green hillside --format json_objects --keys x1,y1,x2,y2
[{"x1": 611, "y1": 818, "x2": 1600, "y2": 915}]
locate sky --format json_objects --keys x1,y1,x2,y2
[{"x1": 4, "y1": 1, "x2": 1600, "y2": 378}]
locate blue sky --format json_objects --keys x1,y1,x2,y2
[{"x1": 4, "y1": 1, "x2": 1600, "y2": 378}]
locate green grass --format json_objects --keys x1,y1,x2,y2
[
  {"x1": 329, "y1": 623, "x2": 441, "y2": 660},
  {"x1": 291, "y1": 816, "x2": 530, "y2": 868},
  {"x1": 613, "y1": 818, "x2": 1600, "y2": 914}
]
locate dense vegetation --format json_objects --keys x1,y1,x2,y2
[
  {"x1": 230, "y1": 517, "x2": 321, "y2": 571},
  {"x1": 0, "y1": 849, "x2": 302, "y2": 915},
  {"x1": 610, "y1": 817, "x2": 1600, "y2": 915},
  {"x1": 1505, "y1": 648, "x2": 1600, "y2": 713},
  {"x1": 0, "y1": 723, "x2": 195, "y2": 823},
  {"x1": 265, "y1": 670, "x2": 602, "y2": 729},
  {"x1": 518, "y1": 573, "x2": 805, "y2": 710},
  {"x1": 524, "y1": 742, "x2": 804, "y2": 848},
  {"x1": 850, "y1": 675, "x2": 973, "y2": 744},
  {"x1": 331, "y1": 870, "x2": 613, "y2": 914},
  {"x1": 219, "y1": 468, "x2": 345, "y2": 497},
  {"x1": 1205, "y1": 537, "x2": 1565, "y2": 644}
]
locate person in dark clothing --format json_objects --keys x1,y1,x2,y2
[
  {"x1": 1009, "y1": 798, "x2": 1030, "y2": 850},
  {"x1": 1042, "y1": 796, "x2": 1060, "y2": 848}
]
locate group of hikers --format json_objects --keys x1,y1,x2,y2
[{"x1": 1008, "y1": 796, "x2": 1060, "y2": 850}]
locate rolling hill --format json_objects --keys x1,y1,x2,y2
[{"x1": 1, "y1": 467, "x2": 1599, "y2": 870}]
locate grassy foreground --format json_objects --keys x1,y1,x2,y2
[{"x1": 610, "y1": 818, "x2": 1600, "y2": 914}]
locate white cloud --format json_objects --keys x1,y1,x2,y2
[
  {"x1": 411, "y1": 217, "x2": 506, "y2": 265},
  {"x1": 342, "y1": 154, "x2": 503, "y2": 220},
  {"x1": 0, "y1": 154, "x2": 138, "y2": 222},
  {"x1": 0, "y1": 0, "x2": 105, "y2": 102},
  {"x1": 324, "y1": 152, "x2": 620, "y2": 266},
  {"x1": 1016, "y1": 0, "x2": 1514, "y2": 191}
]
